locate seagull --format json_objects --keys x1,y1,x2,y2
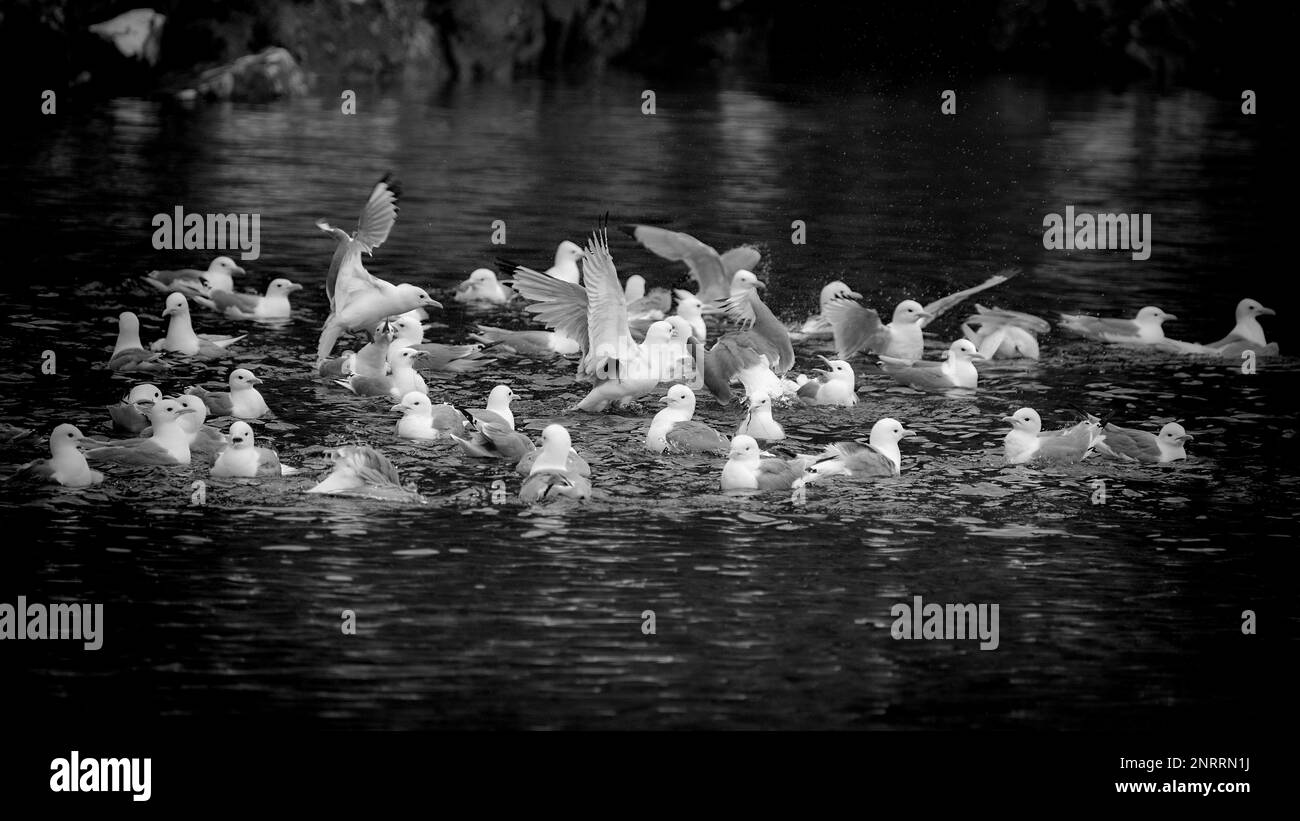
[
  {"x1": 961, "y1": 304, "x2": 1048, "y2": 359},
  {"x1": 84, "y1": 399, "x2": 196, "y2": 466},
  {"x1": 470, "y1": 325, "x2": 580, "y2": 357},
  {"x1": 351, "y1": 319, "x2": 400, "y2": 377},
  {"x1": 645, "y1": 384, "x2": 729, "y2": 455},
  {"x1": 335, "y1": 346, "x2": 426, "y2": 398},
  {"x1": 186, "y1": 368, "x2": 270, "y2": 418},
  {"x1": 696, "y1": 283, "x2": 795, "y2": 404},
  {"x1": 144, "y1": 256, "x2": 245, "y2": 297},
  {"x1": 318, "y1": 351, "x2": 356, "y2": 379},
  {"x1": 796, "y1": 418, "x2": 914, "y2": 485},
  {"x1": 545, "y1": 241, "x2": 585, "y2": 284},
  {"x1": 1002, "y1": 408, "x2": 1104, "y2": 464},
  {"x1": 391, "y1": 392, "x2": 467, "y2": 441},
  {"x1": 212, "y1": 421, "x2": 294, "y2": 478},
  {"x1": 386, "y1": 314, "x2": 495, "y2": 372},
  {"x1": 795, "y1": 356, "x2": 858, "y2": 406},
  {"x1": 306, "y1": 445, "x2": 422, "y2": 501},
  {"x1": 512, "y1": 230, "x2": 685, "y2": 411},
  {"x1": 1058, "y1": 306, "x2": 1176, "y2": 344},
  {"x1": 824, "y1": 269, "x2": 1020, "y2": 360},
  {"x1": 193, "y1": 278, "x2": 302, "y2": 320},
  {"x1": 720, "y1": 435, "x2": 804, "y2": 491},
  {"x1": 625, "y1": 276, "x2": 671, "y2": 321},
  {"x1": 173, "y1": 394, "x2": 227, "y2": 457},
  {"x1": 519, "y1": 424, "x2": 592, "y2": 502},
  {"x1": 515, "y1": 446, "x2": 591, "y2": 477},
  {"x1": 621, "y1": 224, "x2": 761, "y2": 303},
  {"x1": 1203, "y1": 298, "x2": 1278, "y2": 356},
  {"x1": 454, "y1": 268, "x2": 516, "y2": 304},
  {"x1": 108, "y1": 311, "x2": 168, "y2": 372},
  {"x1": 11, "y1": 424, "x2": 104, "y2": 487},
  {"x1": 1095, "y1": 421, "x2": 1192, "y2": 463},
  {"x1": 877, "y1": 339, "x2": 985, "y2": 390},
  {"x1": 314, "y1": 174, "x2": 442, "y2": 363},
  {"x1": 673, "y1": 290, "x2": 708, "y2": 343},
  {"x1": 795, "y1": 281, "x2": 864, "y2": 338},
  {"x1": 107, "y1": 383, "x2": 162, "y2": 433},
  {"x1": 451, "y1": 386, "x2": 534, "y2": 459},
  {"x1": 150, "y1": 293, "x2": 246, "y2": 358},
  {"x1": 88, "y1": 8, "x2": 165, "y2": 65},
  {"x1": 735, "y1": 394, "x2": 785, "y2": 442}
]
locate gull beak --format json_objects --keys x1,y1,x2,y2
[
  {"x1": 248, "y1": 376, "x2": 263, "y2": 385},
  {"x1": 970, "y1": 351, "x2": 988, "y2": 360},
  {"x1": 657, "y1": 396, "x2": 672, "y2": 404},
  {"x1": 848, "y1": 290, "x2": 863, "y2": 299},
  {"x1": 428, "y1": 299, "x2": 444, "y2": 309},
  {"x1": 900, "y1": 428, "x2": 916, "y2": 438},
  {"x1": 1178, "y1": 433, "x2": 1194, "y2": 442},
  {"x1": 232, "y1": 265, "x2": 246, "y2": 276},
  {"x1": 817, "y1": 355, "x2": 834, "y2": 366},
  {"x1": 1258, "y1": 306, "x2": 1276, "y2": 316},
  {"x1": 754, "y1": 280, "x2": 767, "y2": 290},
  {"x1": 1164, "y1": 314, "x2": 1178, "y2": 321},
  {"x1": 918, "y1": 311, "x2": 935, "y2": 320},
  {"x1": 162, "y1": 307, "x2": 178, "y2": 317},
  {"x1": 1001, "y1": 416, "x2": 1018, "y2": 424},
  {"x1": 389, "y1": 403, "x2": 405, "y2": 412},
  {"x1": 231, "y1": 437, "x2": 244, "y2": 444},
  {"x1": 176, "y1": 407, "x2": 196, "y2": 415},
  {"x1": 287, "y1": 283, "x2": 303, "y2": 292}
]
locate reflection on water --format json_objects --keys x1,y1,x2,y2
[{"x1": 0, "y1": 73, "x2": 1289, "y2": 729}]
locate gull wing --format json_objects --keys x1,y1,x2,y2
[
  {"x1": 824, "y1": 297, "x2": 886, "y2": 359},
  {"x1": 624, "y1": 225, "x2": 728, "y2": 300},
  {"x1": 921, "y1": 268, "x2": 1020, "y2": 328}
]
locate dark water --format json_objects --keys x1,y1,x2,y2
[{"x1": 1, "y1": 74, "x2": 1290, "y2": 729}]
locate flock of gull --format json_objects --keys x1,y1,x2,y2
[{"x1": 11, "y1": 175, "x2": 1281, "y2": 503}]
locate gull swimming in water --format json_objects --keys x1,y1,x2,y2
[
  {"x1": 107, "y1": 383, "x2": 163, "y2": 433},
  {"x1": 173, "y1": 394, "x2": 227, "y2": 457},
  {"x1": 314, "y1": 174, "x2": 442, "y2": 363},
  {"x1": 795, "y1": 356, "x2": 859, "y2": 406},
  {"x1": 1002, "y1": 408, "x2": 1104, "y2": 464},
  {"x1": 335, "y1": 346, "x2": 426, "y2": 399},
  {"x1": 645, "y1": 384, "x2": 729, "y2": 455},
  {"x1": 512, "y1": 230, "x2": 685, "y2": 411},
  {"x1": 451, "y1": 385, "x2": 534, "y2": 459},
  {"x1": 720, "y1": 435, "x2": 805, "y2": 491},
  {"x1": 306, "y1": 445, "x2": 422, "y2": 501},
  {"x1": 386, "y1": 314, "x2": 495, "y2": 372},
  {"x1": 796, "y1": 418, "x2": 914, "y2": 485},
  {"x1": 1095, "y1": 421, "x2": 1192, "y2": 463},
  {"x1": 454, "y1": 268, "x2": 516, "y2": 305},
  {"x1": 519, "y1": 424, "x2": 592, "y2": 502},
  {"x1": 877, "y1": 339, "x2": 985, "y2": 391},
  {"x1": 470, "y1": 325, "x2": 580, "y2": 358},
  {"x1": 621, "y1": 224, "x2": 761, "y2": 303},
  {"x1": 84, "y1": 399, "x2": 196, "y2": 466},
  {"x1": 1058, "y1": 306, "x2": 1176, "y2": 345},
  {"x1": 961, "y1": 304, "x2": 1049, "y2": 360},
  {"x1": 1158, "y1": 298, "x2": 1279, "y2": 357},
  {"x1": 391, "y1": 392, "x2": 467, "y2": 441},
  {"x1": 151, "y1": 293, "x2": 247, "y2": 358},
  {"x1": 11, "y1": 424, "x2": 104, "y2": 487},
  {"x1": 735, "y1": 394, "x2": 785, "y2": 442},
  {"x1": 193, "y1": 278, "x2": 302, "y2": 320},
  {"x1": 186, "y1": 368, "x2": 270, "y2": 418},
  {"x1": 693, "y1": 275, "x2": 795, "y2": 405},
  {"x1": 212, "y1": 421, "x2": 295, "y2": 478},
  {"x1": 544, "y1": 241, "x2": 585, "y2": 284},
  {"x1": 108, "y1": 311, "x2": 168, "y2": 372},
  {"x1": 144, "y1": 256, "x2": 245, "y2": 297},
  {"x1": 824, "y1": 269, "x2": 1019, "y2": 361},
  {"x1": 795, "y1": 280, "x2": 863, "y2": 338}
]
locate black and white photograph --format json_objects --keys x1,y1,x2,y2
[{"x1": 0, "y1": 0, "x2": 1285, "y2": 804}]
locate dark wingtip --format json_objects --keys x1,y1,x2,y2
[
  {"x1": 494, "y1": 257, "x2": 525, "y2": 276},
  {"x1": 377, "y1": 172, "x2": 401, "y2": 204},
  {"x1": 618, "y1": 224, "x2": 639, "y2": 239}
]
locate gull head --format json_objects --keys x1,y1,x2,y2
[
  {"x1": 151, "y1": 398, "x2": 195, "y2": 424},
  {"x1": 1136, "y1": 306, "x2": 1176, "y2": 325},
  {"x1": 396, "y1": 283, "x2": 442, "y2": 310},
  {"x1": 162, "y1": 292, "x2": 190, "y2": 317},
  {"x1": 658, "y1": 383, "x2": 695, "y2": 410},
  {"x1": 210, "y1": 256, "x2": 246, "y2": 277},
  {"x1": 391, "y1": 392, "x2": 432, "y2": 414},
  {"x1": 1002, "y1": 407, "x2": 1042, "y2": 435},
  {"x1": 1158, "y1": 422, "x2": 1193, "y2": 445},
  {"x1": 731, "y1": 270, "x2": 765, "y2": 293},
  {"x1": 488, "y1": 384, "x2": 515, "y2": 409},
  {"x1": 227, "y1": 420, "x2": 255, "y2": 449},
  {"x1": 869, "y1": 417, "x2": 914, "y2": 447},
  {"x1": 118, "y1": 311, "x2": 142, "y2": 333},
  {"x1": 947, "y1": 339, "x2": 986, "y2": 360},
  {"x1": 1236, "y1": 298, "x2": 1275, "y2": 320},
  {"x1": 126, "y1": 383, "x2": 163, "y2": 406},
  {"x1": 50, "y1": 423, "x2": 87, "y2": 454},
  {"x1": 387, "y1": 346, "x2": 425, "y2": 369},
  {"x1": 644, "y1": 320, "x2": 674, "y2": 346},
  {"x1": 229, "y1": 368, "x2": 262, "y2": 389},
  {"x1": 555, "y1": 240, "x2": 584, "y2": 265},
  {"x1": 174, "y1": 394, "x2": 208, "y2": 428},
  {"x1": 892, "y1": 300, "x2": 932, "y2": 324},
  {"x1": 728, "y1": 434, "x2": 761, "y2": 462},
  {"x1": 268, "y1": 278, "x2": 302, "y2": 295}
]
